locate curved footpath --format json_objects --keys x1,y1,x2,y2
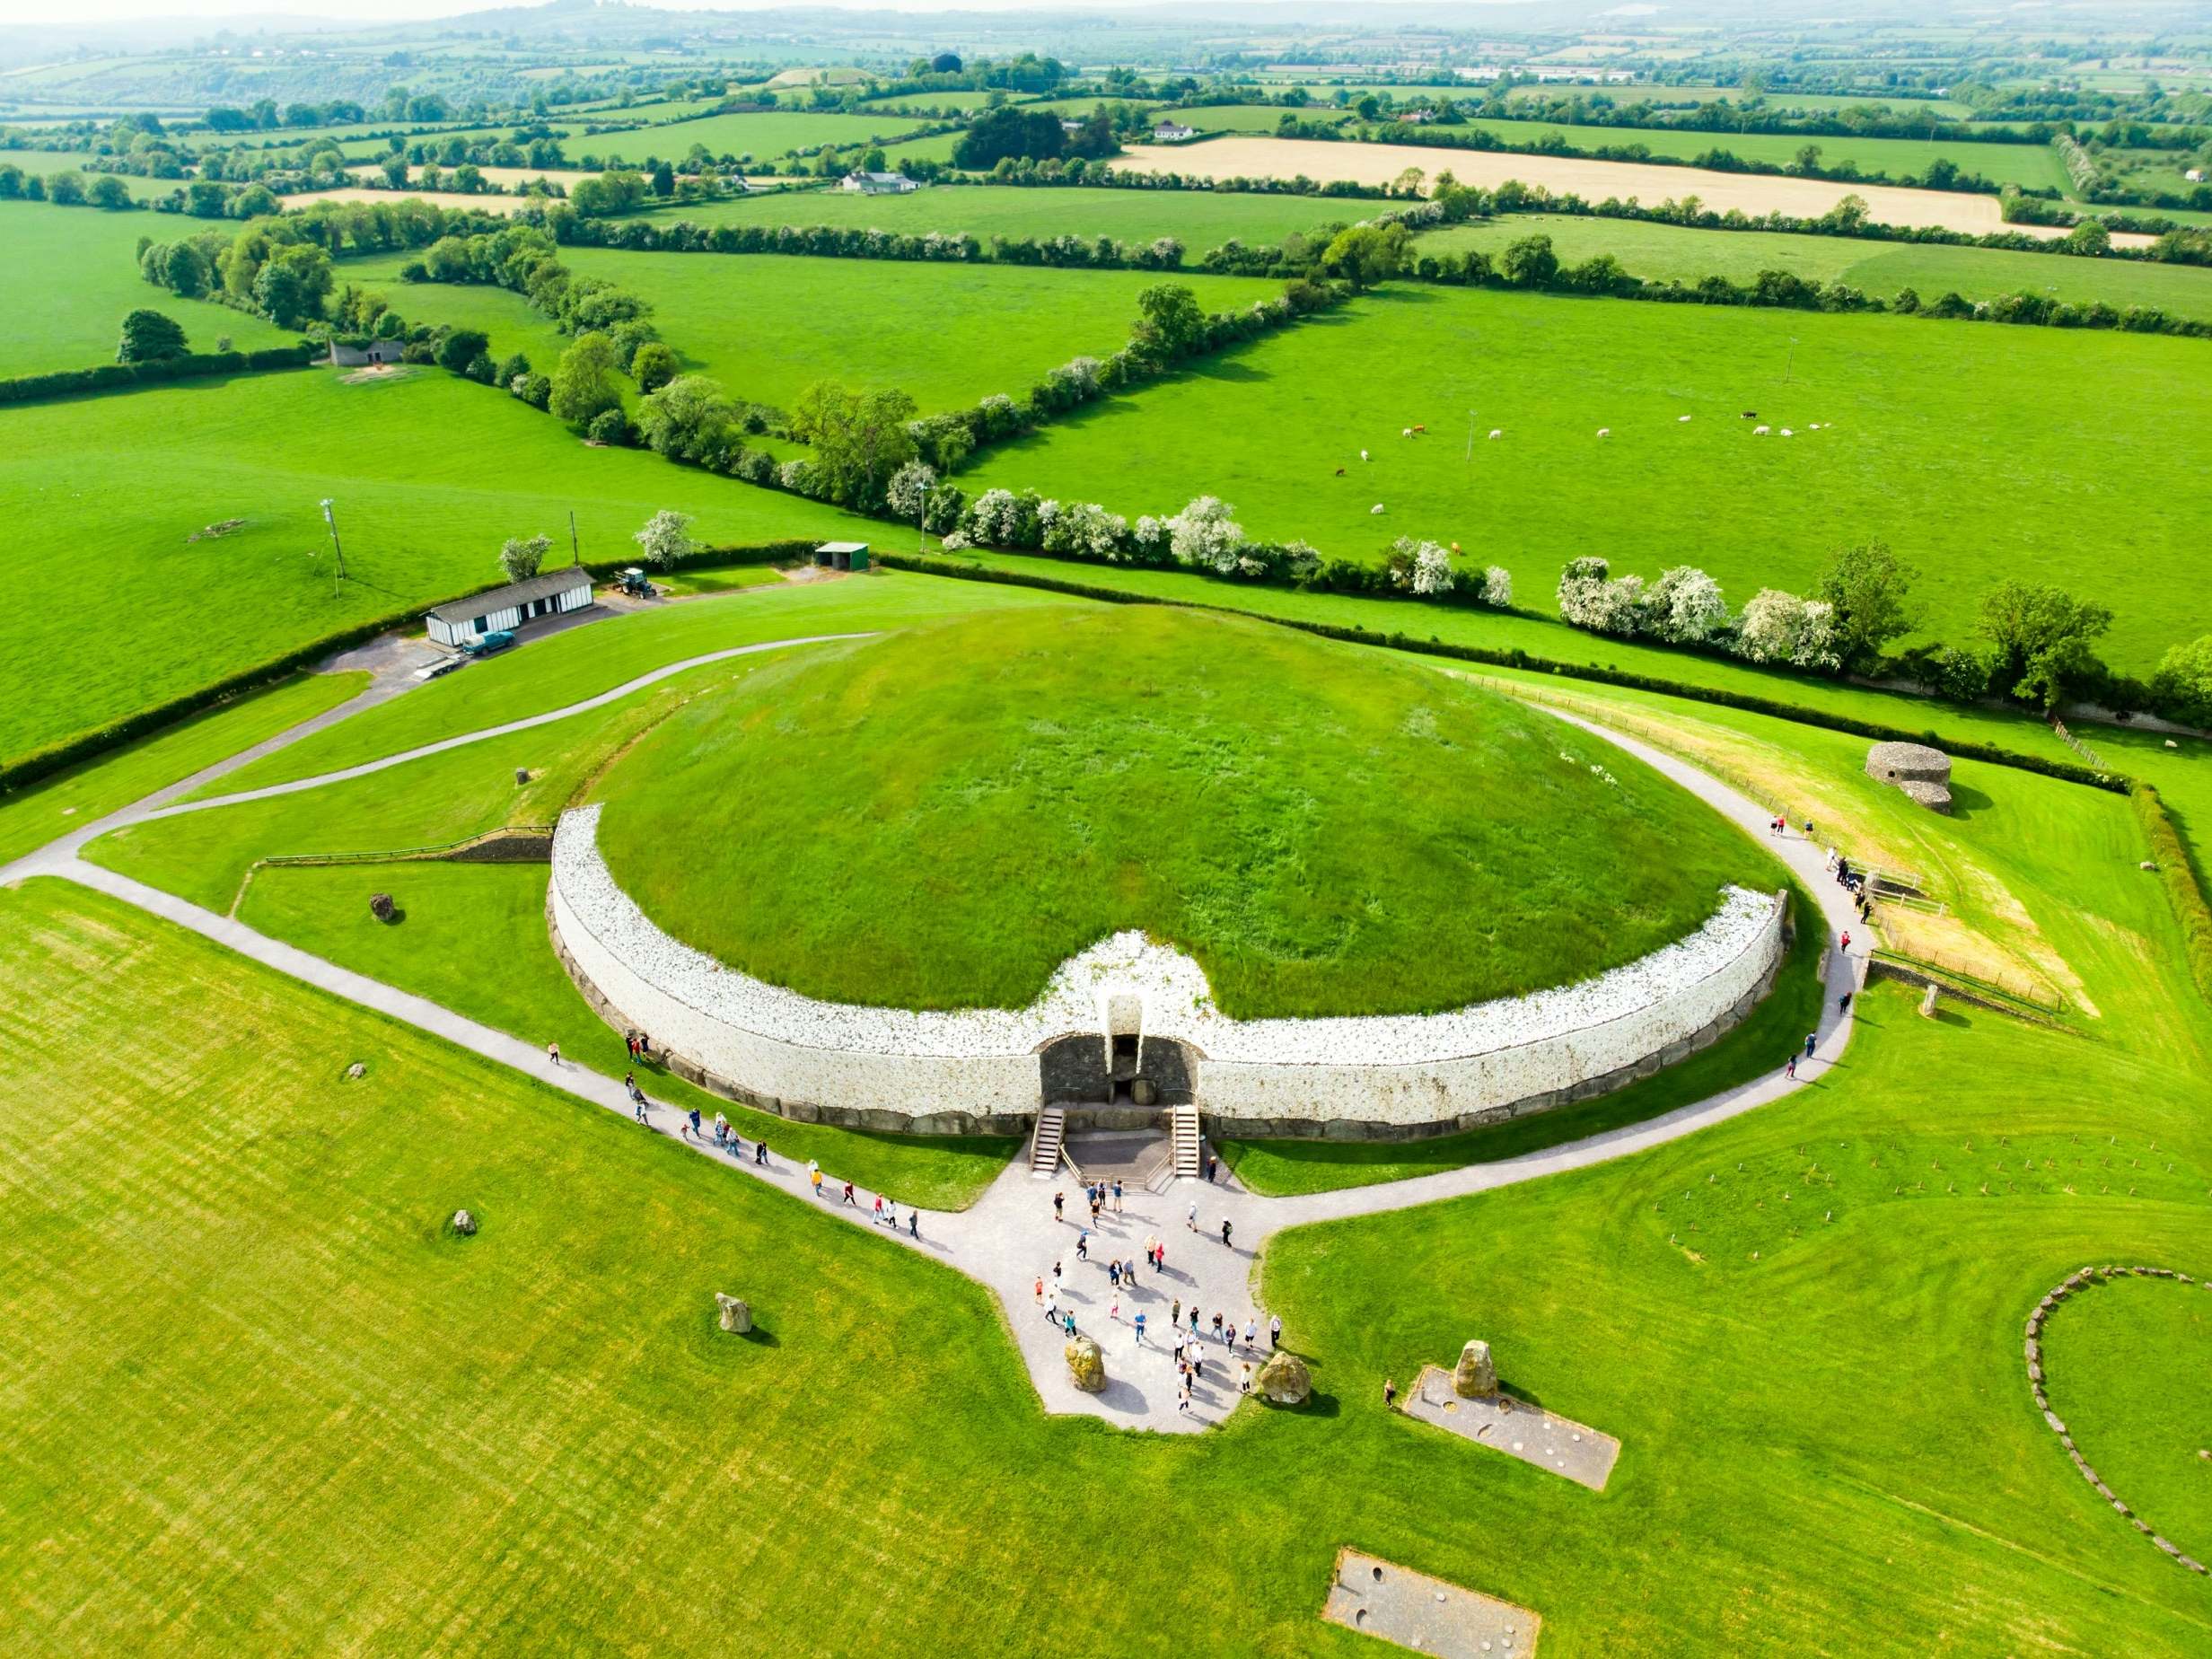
[{"x1": 3, "y1": 629, "x2": 1865, "y2": 1435}]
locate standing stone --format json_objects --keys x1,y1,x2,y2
[
  {"x1": 1453, "y1": 1339, "x2": 1498, "y2": 1398},
  {"x1": 451, "y1": 1208, "x2": 477, "y2": 1235},
  {"x1": 514, "y1": 768, "x2": 531, "y2": 786},
  {"x1": 1255, "y1": 1350, "x2": 1311, "y2": 1405},
  {"x1": 369, "y1": 891, "x2": 396, "y2": 923},
  {"x1": 1066, "y1": 1335, "x2": 1106, "y2": 1392},
  {"x1": 715, "y1": 1293, "x2": 752, "y2": 1334}
]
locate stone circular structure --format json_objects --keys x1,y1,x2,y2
[
  {"x1": 549, "y1": 610, "x2": 1793, "y2": 1138},
  {"x1": 1865, "y1": 741, "x2": 1953, "y2": 812}
]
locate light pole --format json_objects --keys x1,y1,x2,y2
[
  {"x1": 319, "y1": 497, "x2": 347, "y2": 598},
  {"x1": 1783, "y1": 336, "x2": 1797, "y2": 383}
]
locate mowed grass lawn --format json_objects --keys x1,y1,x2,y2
[
  {"x1": 616, "y1": 180, "x2": 1365, "y2": 248},
  {"x1": 965, "y1": 284, "x2": 2212, "y2": 670},
  {"x1": 592, "y1": 606, "x2": 1780, "y2": 1015},
  {"x1": 1454, "y1": 114, "x2": 2078, "y2": 193},
  {"x1": 1418, "y1": 213, "x2": 2212, "y2": 320},
  {"x1": 0, "y1": 202, "x2": 299, "y2": 376},
  {"x1": 6, "y1": 835, "x2": 2211, "y2": 1650},
  {"x1": 0, "y1": 367, "x2": 886, "y2": 766}
]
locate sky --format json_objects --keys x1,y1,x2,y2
[{"x1": 3, "y1": 0, "x2": 1275, "y2": 22}]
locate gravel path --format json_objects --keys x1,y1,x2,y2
[{"x1": 4, "y1": 628, "x2": 1863, "y2": 1435}]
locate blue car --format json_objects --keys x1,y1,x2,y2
[{"x1": 461, "y1": 629, "x2": 515, "y2": 657}]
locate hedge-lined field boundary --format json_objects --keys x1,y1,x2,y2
[{"x1": 0, "y1": 341, "x2": 319, "y2": 407}]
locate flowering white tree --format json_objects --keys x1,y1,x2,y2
[
  {"x1": 885, "y1": 461, "x2": 937, "y2": 524},
  {"x1": 776, "y1": 458, "x2": 814, "y2": 494},
  {"x1": 1482, "y1": 565, "x2": 1513, "y2": 607},
  {"x1": 632, "y1": 509, "x2": 694, "y2": 571},
  {"x1": 1648, "y1": 565, "x2": 1730, "y2": 643},
  {"x1": 1735, "y1": 588, "x2": 1839, "y2": 670},
  {"x1": 497, "y1": 533, "x2": 549, "y2": 583},
  {"x1": 1168, "y1": 496, "x2": 1245, "y2": 572},
  {"x1": 1042, "y1": 500, "x2": 1128, "y2": 558},
  {"x1": 1556, "y1": 556, "x2": 1613, "y2": 627},
  {"x1": 1132, "y1": 515, "x2": 1172, "y2": 563},
  {"x1": 1411, "y1": 541, "x2": 1456, "y2": 596},
  {"x1": 967, "y1": 487, "x2": 1023, "y2": 545}
]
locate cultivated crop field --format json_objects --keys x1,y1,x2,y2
[
  {"x1": 1452, "y1": 114, "x2": 2078, "y2": 193},
  {"x1": 0, "y1": 202, "x2": 297, "y2": 377},
  {"x1": 0, "y1": 368, "x2": 882, "y2": 766},
  {"x1": 966, "y1": 282, "x2": 2212, "y2": 669},
  {"x1": 1418, "y1": 213, "x2": 2212, "y2": 319},
  {"x1": 1110, "y1": 136, "x2": 2121, "y2": 241},
  {"x1": 613, "y1": 180, "x2": 1363, "y2": 247}
]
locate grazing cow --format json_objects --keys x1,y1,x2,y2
[
  {"x1": 1334, "y1": 467, "x2": 1346, "y2": 476},
  {"x1": 1741, "y1": 410, "x2": 1758, "y2": 418},
  {"x1": 1412, "y1": 424, "x2": 1426, "y2": 434},
  {"x1": 1753, "y1": 425, "x2": 1770, "y2": 434}
]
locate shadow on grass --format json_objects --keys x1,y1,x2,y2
[{"x1": 1219, "y1": 879, "x2": 1830, "y2": 1198}]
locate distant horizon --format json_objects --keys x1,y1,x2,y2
[{"x1": 3, "y1": 0, "x2": 1444, "y2": 26}]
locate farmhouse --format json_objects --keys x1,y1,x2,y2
[
  {"x1": 839, "y1": 170, "x2": 918, "y2": 195},
  {"x1": 1151, "y1": 119, "x2": 1198, "y2": 142},
  {"x1": 329, "y1": 339, "x2": 405, "y2": 368},
  {"x1": 424, "y1": 567, "x2": 593, "y2": 647},
  {"x1": 2188, "y1": 167, "x2": 2208, "y2": 183}
]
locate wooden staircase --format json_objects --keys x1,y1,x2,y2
[
  {"x1": 1170, "y1": 1105, "x2": 1202, "y2": 1180},
  {"x1": 1030, "y1": 1107, "x2": 1067, "y2": 1178}
]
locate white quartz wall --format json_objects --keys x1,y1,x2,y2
[{"x1": 551, "y1": 806, "x2": 1786, "y2": 1129}]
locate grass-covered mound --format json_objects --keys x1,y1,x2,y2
[{"x1": 591, "y1": 605, "x2": 1778, "y2": 1017}]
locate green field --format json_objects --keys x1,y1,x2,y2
[
  {"x1": 0, "y1": 150, "x2": 180, "y2": 198},
  {"x1": 573, "y1": 110, "x2": 933, "y2": 165},
  {"x1": 0, "y1": 367, "x2": 884, "y2": 767},
  {"x1": 0, "y1": 202, "x2": 298, "y2": 377},
  {"x1": 10, "y1": 708, "x2": 2211, "y2": 1648},
  {"x1": 859, "y1": 89, "x2": 1001, "y2": 111},
  {"x1": 1418, "y1": 213, "x2": 2212, "y2": 318},
  {"x1": 347, "y1": 248, "x2": 1283, "y2": 415},
  {"x1": 965, "y1": 283, "x2": 2212, "y2": 670},
  {"x1": 1178, "y1": 103, "x2": 1354, "y2": 134},
  {"x1": 592, "y1": 605, "x2": 1778, "y2": 1015},
  {"x1": 618, "y1": 180, "x2": 1363, "y2": 248},
  {"x1": 1444, "y1": 116, "x2": 2076, "y2": 194}
]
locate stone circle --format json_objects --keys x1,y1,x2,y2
[{"x1": 715, "y1": 1292, "x2": 752, "y2": 1334}]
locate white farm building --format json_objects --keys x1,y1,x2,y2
[
  {"x1": 426, "y1": 568, "x2": 594, "y2": 647},
  {"x1": 839, "y1": 171, "x2": 918, "y2": 195}
]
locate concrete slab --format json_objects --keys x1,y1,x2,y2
[
  {"x1": 1403, "y1": 1366, "x2": 1620, "y2": 1491},
  {"x1": 1322, "y1": 1548, "x2": 1541, "y2": 1657}
]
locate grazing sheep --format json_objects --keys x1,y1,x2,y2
[
  {"x1": 1488, "y1": 428, "x2": 1502, "y2": 440},
  {"x1": 1401, "y1": 427, "x2": 1411, "y2": 438},
  {"x1": 1780, "y1": 428, "x2": 1795, "y2": 437},
  {"x1": 1741, "y1": 410, "x2": 1758, "y2": 418},
  {"x1": 1678, "y1": 414, "x2": 1692, "y2": 423},
  {"x1": 1370, "y1": 504, "x2": 1385, "y2": 515},
  {"x1": 1360, "y1": 449, "x2": 1370, "y2": 461},
  {"x1": 1808, "y1": 422, "x2": 1821, "y2": 431},
  {"x1": 1596, "y1": 428, "x2": 1611, "y2": 438},
  {"x1": 1753, "y1": 425, "x2": 1770, "y2": 434}
]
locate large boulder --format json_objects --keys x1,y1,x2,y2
[
  {"x1": 1255, "y1": 1350, "x2": 1311, "y2": 1406},
  {"x1": 1453, "y1": 1339, "x2": 1498, "y2": 1398},
  {"x1": 1066, "y1": 1335, "x2": 1106, "y2": 1392},
  {"x1": 715, "y1": 1292, "x2": 752, "y2": 1334},
  {"x1": 369, "y1": 891, "x2": 396, "y2": 923},
  {"x1": 451, "y1": 1208, "x2": 477, "y2": 1236}
]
